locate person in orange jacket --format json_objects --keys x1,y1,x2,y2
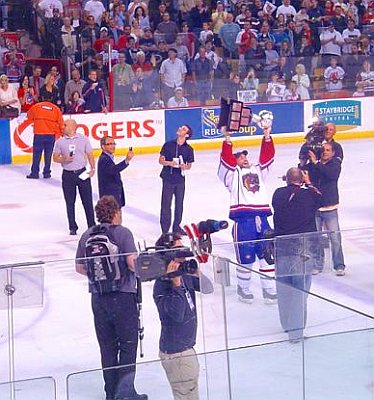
[{"x1": 26, "y1": 101, "x2": 64, "y2": 179}]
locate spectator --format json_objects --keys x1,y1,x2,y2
[
  {"x1": 29, "y1": 65, "x2": 45, "y2": 98},
  {"x1": 189, "y1": 0, "x2": 211, "y2": 38},
  {"x1": 160, "y1": 47, "x2": 187, "y2": 103},
  {"x1": 236, "y1": 20, "x2": 257, "y2": 61},
  {"x1": 149, "y1": 90, "x2": 165, "y2": 108},
  {"x1": 355, "y1": 59, "x2": 374, "y2": 96},
  {"x1": 131, "y1": 50, "x2": 154, "y2": 74},
  {"x1": 330, "y1": 5, "x2": 347, "y2": 33},
  {"x1": 235, "y1": 4, "x2": 249, "y2": 28},
  {"x1": 295, "y1": 36, "x2": 315, "y2": 73},
  {"x1": 180, "y1": 22, "x2": 196, "y2": 58},
  {"x1": 219, "y1": 13, "x2": 240, "y2": 58},
  {"x1": 274, "y1": 56, "x2": 293, "y2": 82},
  {"x1": 45, "y1": 8, "x2": 64, "y2": 58},
  {"x1": 112, "y1": 52, "x2": 135, "y2": 110},
  {"x1": 343, "y1": 43, "x2": 363, "y2": 90},
  {"x1": 155, "y1": 11, "x2": 179, "y2": 45},
  {"x1": 175, "y1": 35, "x2": 190, "y2": 65},
  {"x1": 346, "y1": 0, "x2": 359, "y2": 25},
  {"x1": 242, "y1": 67, "x2": 259, "y2": 91},
  {"x1": 127, "y1": 0, "x2": 148, "y2": 21},
  {"x1": 191, "y1": 46, "x2": 213, "y2": 105},
  {"x1": 0, "y1": 74, "x2": 20, "y2": 114},
  {"x1": 117, "y1": 25, "x2": 133, "y2": 51},
  {"x1": 153, "y1": 40, "x2": 169, "y2": 68},
  {"x1": 228, "y1": 73, "x2": 243, "y2": 100},
  {"x1": 283, "y1": 80, "x2": 300, "y2": 100},
  {"x1": 138, "y1": 27, "x2": 157, "y2": 57},
  {"x1": 84, "y1": 0, "x2": 106, "y2": 25},
  {"x1": 264, "y1": 40, "x2": 279, "y2": 71},
  {"x1": 319, "y1": 21, "x2": 344, "y2": 65},
  {"x1": 130, "y1": 6, "x2": 150, "y2": 30},
  {"x1": 82, "y1": 69, "x2": 107, "y2": 113},
  {"x1": 64, "y1": 69, "x2": 86, "y2": 105},
  {"x1": 211, "y1": 1, "x2": 227, "y2": 47},
  {"x1": 18, "y1": 75, "x2": 38, "y2": 113},
  {"x1": 324, "y1": 56, "x2": 345, "y2": 91},
  {"x1": 129, "y1": 67, "x2": 149, "y2": 108},
  {"x1": 131, "y1": 18, "x2": 145, "y2": 41},
  {"x1": 65, "y1": 90, "x2": 85, "y2": 114},
  {"x1": 94, "y1": 27, "x2": 115, "y2": 53},
  {"x1": 257, "y1": 21, "x2": 276, "y2": 50},
  {"x1": 352, "y1": 81, "x2": 365, "y2": 97},
  {"x1": 266, "y1": 71, "x2": 286, "y2": 101},
  {"x1": 358, "y1": 34, "x2": 372, "y2": 56},
  {"x1": 342, "y1": 19, "x2": 360, "y2": 55},
  {"x1": 49, "y1": 66, "x2": 65, "y2": 106},
  {"x1": 40, "y1": 74, "x2": 62, "y2": 107},
  {"x1": 178, "y1": 0, "x2": 195, "y2": 24},
  {"x1": 81, "y1": 15, "x2": 100, "y2": 46},
  {"x1": 276, "y1": 0, "x2": 296, "y2": 19},
  {"x1": 167, "y1": 86, "x2": 189, "y2": 107},
  {"x1": 150, "y1": 2, "x2": 168, "y2": 31},
  {"x1": 61, "y1": 17, "x2": 78, "y2": 60},
  {"x1": 3, "y1": 49, "x2": 24, "y2": 85},
  {"x1": 124, "y1": 36, "x2": 141, "y2": 65},
  {"x1": 38, "y1": 0, "x2": 63, "y2": 19},
  {"x1": 199, "y1": 21, "x2": 214, "y2": 45},
  {"x1": 100, "y1": 42, "x2": 120, "y2": 66},
  {"x1": 108, "y1": 18, "x2": 124, "y2": 48},
  {"x1": 292, "y1": 63, "x2": 310, "y2": 99}
]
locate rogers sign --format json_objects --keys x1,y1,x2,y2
[{"x1": 11, "y1": 110, "x2": 165, "y2": 156}]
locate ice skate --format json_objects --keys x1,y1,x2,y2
[
  {"x1": 262, "y1": 288, "x2": 277, "y2": 304},
  {"x1": 237, "y1": 286, "x2": 254, "y2": 304}
]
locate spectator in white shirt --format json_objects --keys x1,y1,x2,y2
[
  {"x1": 342, "y1": 19, "x2": 361, "y2": 54},
  {"x1": 319, "y1": 21, "x2": 344, "y2": 65},
  {"x1": 38, "y1": 0, "x2": 63, "y2": 18},
  {"x1": 324, "y1": 56, "x2": 345, "y2": 91},
  {"x1": 167, "y1": 87, "x2": 189, "y2": 108},
  {"x1": 276, "y1": 0, "x2": 297, "y2": 19}
]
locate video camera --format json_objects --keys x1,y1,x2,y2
[
  {"x1": 135, "y1": 219, "x2": 228, "y2": 282},
  {"x1": 299, "y1": 119, "x2": 325, "y2": 165}
]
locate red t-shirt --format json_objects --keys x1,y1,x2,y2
[{"x1": 18, "y1": 87, "x2": 37, "y2": 112}]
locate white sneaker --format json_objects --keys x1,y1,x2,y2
[
  {"x1": 237, "y1": 286, "x2": 254, "y2": 304},
  {"x1": 335, "y1": 267, "x2": 345, "y2": 276}
]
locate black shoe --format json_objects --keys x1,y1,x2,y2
[
  {"x1": 26, "y1": 174, "x2": 39, "y2": 179},
  {"x1": 69, "y1": 229, "x2": 77, "y2": 235},
  {"x1": 120, "y1": 395, "x2": 148, "y2": 400},
  {"x1": 43, "y1": 174, "x2": 51, "y2": 179}
]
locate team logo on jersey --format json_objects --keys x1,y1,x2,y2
[{"x1": 243, "y1": 173, "x2": 260, "y2": 193}]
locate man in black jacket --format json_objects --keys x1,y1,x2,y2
[
  {"x1": 272, "y1": 167, "x2": 321, "y2": 342},
  {"x1": 306, "y1": 143, "x2": 346, "y2": 275},
  {"x1": 98, "y1": 136, "x2": 134, "y2": 208}
]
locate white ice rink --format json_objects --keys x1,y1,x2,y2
[{"x1": 1, "y1": 138, "x2": 374, "y2": 400}]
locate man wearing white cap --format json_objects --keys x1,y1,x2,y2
[{"x1": 167, "y1": 87, "x2": 189, "y2": 108}]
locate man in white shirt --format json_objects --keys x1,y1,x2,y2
[
  {"x1": 276, "y1": 0, "x2": 297, "y2": 19},
  {"x1": 167, "y1": 87, "x2": 189, "y2": 108},
  {"x1": 84, "y1": 0, "x2": 105, "y2": 24},
  {"x1": 159, "y1": 48, "x2": 187, "y2": 104},
  {"x1": 324, "y1": 56, "x2": 345, "y2": 91},
  {"x1": 319, "y1": 21, "x2": 344, "y2": 65},
  {"x1": 342, "y1": 19, "x2": 361, "y2": 54}
]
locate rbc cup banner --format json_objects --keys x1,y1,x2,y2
[{"x1": 165, "y1": 102, "x2": 304, "y2": 141}]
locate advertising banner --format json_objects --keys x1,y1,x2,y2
[
  {"x1": 303, "y1": 98, "x2": 363, "y2": 133},
  {"x1": 10, "y1": 110, "x2": 166, "y2": 157},
  {"x1": 165, "y1": 102, "x2": 304, "y2": 142}
]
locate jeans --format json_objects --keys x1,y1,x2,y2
[
  {"x1": 160, "y1": 180, "x2": 185, "y2": 234},
  {"x1": 30, "y1": 134, "x2": 55, "y2": 177},
  {"x1": 315, "y1": 209, "x2": 345, "y2": 270},
  {"x1": 62, "y1": 170, "x2": 95, "y2": 231},
  {"x1": 92, "y1": 292, "x2": 139, "y2": 400}
]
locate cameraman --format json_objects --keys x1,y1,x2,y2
[
  {"x1": 299, "y1": 122, "x2": 343, "y2": 166},
  {"x1": 153, "y1": 234, "x2": 213, "y2": 400},
  {"x1": 272, "y1": 167, "x2": 321, "y2": 342},
  {"x1": 305, "y1": 143, "x2": 346, "y2": 276}
]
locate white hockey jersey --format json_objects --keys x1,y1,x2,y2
[{"x1": 218, "y1": 138, "x2": 275, "y2": 221}]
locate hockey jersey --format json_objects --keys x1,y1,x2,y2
[{"x1": 218, "y1": 138, "x2": 275, "y2": 221}]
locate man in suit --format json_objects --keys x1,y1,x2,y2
[{"x1": 97, "y1": 136, "x2": 134, "y2": 208}]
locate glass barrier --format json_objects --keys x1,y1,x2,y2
[
  {"x1": 0, "y1": 376, "x2": 56, "y2": 400},
  {"x1": 1, "y1": 228, "x2": 374, "y2": 399}
]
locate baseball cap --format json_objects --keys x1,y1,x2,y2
[
  {"x1": 174, "y1": 86, "x2": 183, "y2": 92},
  {"x1": 100, "y1": 27, "x2": 108, "y2": 32},
  {"x1": 234, "y1": 150, "x2": 248, "y2": 158},
  {"x1": 328, "y1": 20, "x2": 335, "y2": 26}
]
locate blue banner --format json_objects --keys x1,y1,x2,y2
[
  {"x1": 0, "y1": 119, "x2": 11, "y2": 164},
  {"x1": 165, "y1": 102, "x2": 304, "y2": 142}
]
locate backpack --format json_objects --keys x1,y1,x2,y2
[{"x1": 85, "y1": 224, "x2": 127, "y2": 294}]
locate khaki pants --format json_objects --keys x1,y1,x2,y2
[{"x1": 160, "y1": 348, "x2": 199, "y2": 400}]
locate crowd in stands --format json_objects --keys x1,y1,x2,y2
[{"x1": 1, "y1": 0, "x2": 374, "y2": 114}]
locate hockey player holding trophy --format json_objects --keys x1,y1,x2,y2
[{"x1": 217, "y1": 100, "x2": 277, "y2": 303}]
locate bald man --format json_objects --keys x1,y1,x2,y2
[{"x1": 53, "y1": 119, "x2": 96, "y2": 235}]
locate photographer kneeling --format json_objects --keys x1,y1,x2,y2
[{"x1": 153, "y1": 234, "x2": 213, "y2": 400}]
